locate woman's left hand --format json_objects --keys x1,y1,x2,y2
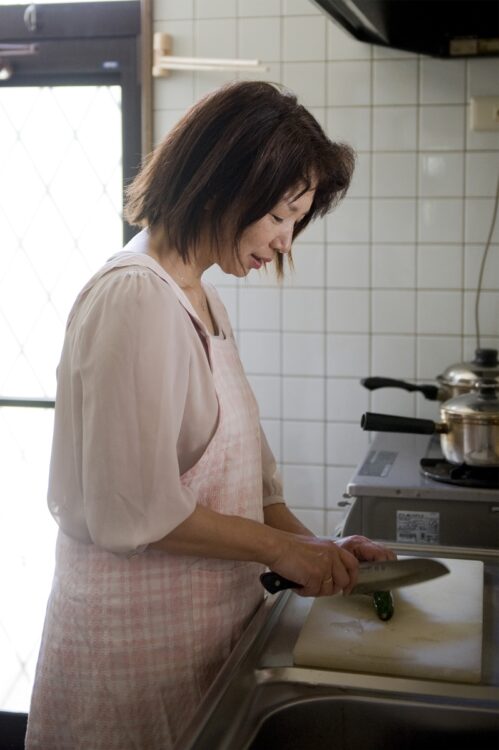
[
  {"x1": 336, "y1": 535, "x2": 397, "y2": 563},
  {"x1": 335, "y1": 535, "x2": 396, "y2": 594}
]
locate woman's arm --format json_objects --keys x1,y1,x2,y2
[
  {"x1": 150, "y1": 502, "x2": 395, "y2": 597},
  {"x1": 150, "y1": 503, "x2": 359, "y2": 597},
  {"x1": 264, "y1": 502, "x2": 314, "y2": 536},
  {"x1": 150, "y1": 503, "x2": 282, "y2": 563},
  {"x1": 263, "y1": 503, "x2": 397, "y2": 563}
]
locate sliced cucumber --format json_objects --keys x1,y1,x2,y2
[{"x1": 373, "y1": 591, "x2": 394, "y2": 621}]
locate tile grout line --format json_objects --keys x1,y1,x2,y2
[{"x1": 414, "y1": 52, "x2": 421, "y2": 415}]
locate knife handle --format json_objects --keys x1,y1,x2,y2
[{"x1": 260, "y1": 571, "x2": 303, "y2": 594}]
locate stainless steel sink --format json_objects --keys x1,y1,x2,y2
[
  {"x1": 245, "y1": 694, "x2": 499, "y2": 750},
  {"x1": 176, "y1": 549, "x2": 499, "y2": 750}
]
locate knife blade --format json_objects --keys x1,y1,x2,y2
[{"x1": 260, "y1": 558, "x2": 449, "y2": 595}]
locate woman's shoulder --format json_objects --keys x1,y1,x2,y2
[{"x1": 67, "y1": 253, "x2": 181, "y2": 329}]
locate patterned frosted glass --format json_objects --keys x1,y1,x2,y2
[{"x1": 0, "y1": 84, "x2": 123, "y2": 711}]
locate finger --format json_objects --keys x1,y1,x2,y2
[
  {"x1": 318, "y1": 575, "x2": 335, "y2": 597},
  {"x1": 363, "y1": 542, "x2": 397, "y2": 561},
  {"x1": 295, "y1": 568, "x2": 328, "y2": 598},
  {"x1": 335, "y1": 545, "x2": 360, "y2": 594},
  {"x1": 296, "y1": 580, "x2": 324, "y2": 598},
  {"x1": 329, "y1": 554, "x2": 354, "y2": 593},
  {"x1": 346, "y1": 537, "x2": 397, "y2": 563}
]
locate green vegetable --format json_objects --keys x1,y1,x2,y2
[{"x1": 372, "y1": 591, "x2": 394, "y2": 621}]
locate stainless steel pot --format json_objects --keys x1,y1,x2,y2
[
  {"x1": 361, "y1": 383, "x2": 499, "y2": 468},
  {"x1": 361, "y1": 348, "x2": 499, "y2": 403}
]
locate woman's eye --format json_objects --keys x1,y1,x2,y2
[{"x1": 271, "y1": 214, "x2": 284, "y2": 223}]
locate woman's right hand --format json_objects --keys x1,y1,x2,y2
[{"x1": 266, "y1": 533, "x2": 359, "y2": 598}]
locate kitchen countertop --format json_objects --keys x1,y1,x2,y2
[{"x1": 175, "y1": 544, "x2": 499, "y2": 750}]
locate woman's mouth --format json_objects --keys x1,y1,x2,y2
[{"x1": 249, "y1": 254, "x2": 271, "y2": 270}]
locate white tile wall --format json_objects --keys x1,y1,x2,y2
[
  {"x1": 419, "y1": 198, "x2": 464, "y2": 243},
  {"x1": 283, "y1": 288, "x2": 325, "y2": 331},
  {"x1": 373, "y1": 60, "x2": 418, "y2": 105},
  {"x1": 371, "y1": 335, "x2": 416, "y2": 379},
  {"x1": 372, "y1": 199, "x2": 416, "y2": 243},
  {"x1": 420, "y1": 59, "x2": 466, "y2": 104},
  {"x1": 283, "y1": 420, "x2": 325, "y2": 464},
  {"x1": 282, "y1": 464, "x2": 325, "y2": 508},
  {"x1": 464, "y1": 244, "x2": 499, "y2": 289},
  {"x1": 326, "y1": 244, "x2": 370, "y2": 287},
  {"x1": 465, "y1": 152, "x2": 499, "y2": 196},
  {"x1": 285, "y1": 244, "x2": 325, "y2": 287},
  {"x1": 419, "y1": 153, "x2": 464, "y2": 197},
  {"x1": 326, "y1": 107, "x2": 371, "y2": 151},
  {"x1": 152, "y1": 0, "x2": 499, "y2": 535},
  {"x1": 326, "y1": 289, "x2": 369, "y2": 332},
  {"x1": 417, "y1": 244, "x2": 463, "y2": 289},
  {"x1": 373, "y1": 106, "x2": 418, "y2": 151},
  {"x1": 372, "y1": 290, "x2": 416, "y2": 333},
  {"x1": 419, "y1": 106, "x2": 466, "y2": 150},
  {"x1": 239, "y1": 287, "x2": 280, "y2": 330},
  {"x1": 282, "y1": 16, "x2": 326, "y2": 61},
  {"x1": 283, "y1": 377, "x2": 325, "y2": 420},
  {"x1": 372, "y1": 244, "x2": 415, "y2": 288},
  {"x1": 283, "y1": 332, "x2": 325, "y2": 375},
  {"x1": 328, "y1": 61, "x2": 371, "y2": 106},
  {"x1": 328, "y1": 198, "x2": 370, "y2": 242},
  {"x1": 238, "y1": 18, "x2": 281, "y2": 61},
  {"x1": 372, "y1": 153, "x2": 417, "y2": 197}
]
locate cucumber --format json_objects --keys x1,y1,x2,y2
[{"x1": 372, "y1": 591, "x2": 394, "y2": 621}]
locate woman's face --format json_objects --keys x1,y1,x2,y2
[{"x1": 219, "y1": 185, "x2": 316, "y2": 277}]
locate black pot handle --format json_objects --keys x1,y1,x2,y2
[
  {"x1": 361, "y1": 377, "x2": 440, "y2": 401},
  {"x1": 361, "y1": 412, "x2": 436, "y2": 435}
]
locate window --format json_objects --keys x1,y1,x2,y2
[{"x1": 0, "y1": 0, "x2": 144, "y2": 711}]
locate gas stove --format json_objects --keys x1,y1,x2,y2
[
  {"x1": 342, "y1": 433, "x2": 499, "y2": 552},
  {"x1": 420, "y1": 458, "x2": 499, "y2": 488}
]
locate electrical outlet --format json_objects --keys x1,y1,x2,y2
[{"x1": 470, "y1": 96, "x2": 499, "y2": 132}]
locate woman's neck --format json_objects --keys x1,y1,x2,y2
[
  {"x1": 147, "y1": 226, "x2": 218, "y2": 334},
  {"x1": 147, "y1": 226, "x2": 211, "y2": 290}
]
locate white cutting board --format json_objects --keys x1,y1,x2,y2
[{"x1": 293, "y1": 557, "x2": 484, "y2": 684}]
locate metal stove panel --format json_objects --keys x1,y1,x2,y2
[
  {"x1": 342, "y1": 433, "x2": 499, "y2": 551},
  {"x1": 347, "y1": 434, "x2": 499, "y2": 501}
]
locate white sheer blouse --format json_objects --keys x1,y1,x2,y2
[{"x1": 47, "y1": 232, "x2": 284, "y2": 555}]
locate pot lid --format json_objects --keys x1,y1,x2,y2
[
  {"x1": 437, "y1": 348, "x2": 499, "y2": 387},
  {"x1": 443, "y1": 382, "x2": 499, "y2": 419}
]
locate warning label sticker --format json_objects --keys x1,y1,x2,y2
[{"x1": 396, "y1": 510, "x2": 440, "y2": 545}]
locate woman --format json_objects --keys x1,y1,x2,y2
[{"x1": 26, "y1": 81, "x2": 394, "y2": 749}]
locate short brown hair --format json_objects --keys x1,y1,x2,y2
[{"x1": 125, "y1": 81, "x2": 355, "y2": 277}]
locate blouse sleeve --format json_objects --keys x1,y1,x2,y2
[{"x1": 75, "y1": 267, "x2": 197, "y2": 555}]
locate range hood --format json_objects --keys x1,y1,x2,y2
[{"x1": 312, "y1": 0, "x2": 499, "y2": 57}]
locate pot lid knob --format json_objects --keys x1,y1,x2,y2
[
  {"x1": 475, "y1": 379, "x2": 499, "y2": 399},
  {"x1": 444, "y1": 379, "x2": 499, "y2": 417},
  {"x1": 438, "y1": 348, "x2": 499, "y2": 386},
  {"x1": 473, "y1": 348, "x2": 498, "y2": 367}
]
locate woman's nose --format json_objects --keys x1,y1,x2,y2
[{"x1": 272, "y1": 226, "x2": 293, "y2": 254}]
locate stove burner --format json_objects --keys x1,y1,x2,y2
[{"x1": 420, "y1": 458, "x2": 499, "y2": 489}]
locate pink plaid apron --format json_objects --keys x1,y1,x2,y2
[{"x1": 26, "y1": 284, "x2": 265, "y2": 749}]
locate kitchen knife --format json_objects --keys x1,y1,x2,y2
[{"x1": 260, "y1": 558, "x2": 449, "y2": 595}]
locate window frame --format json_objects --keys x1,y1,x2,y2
[{"x1": 0, "y1": 1, "x2": 145, "y2": 244}]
